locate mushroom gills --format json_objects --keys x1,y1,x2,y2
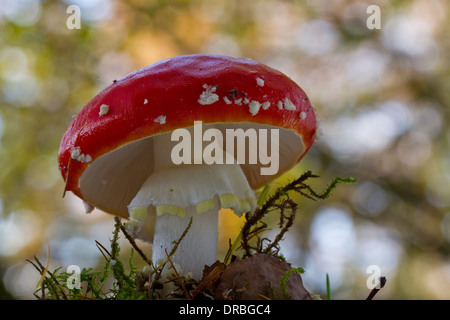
[{"x1": 126, "y1": 130, "x2": 256, "y2": 280}]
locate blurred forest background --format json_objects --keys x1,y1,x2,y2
[{"x1": 0, "y1": 0, "x2": 449, "y2": 300}]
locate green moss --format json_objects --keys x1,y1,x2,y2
[{"x1": 279, "y1": 267, "x2": 305, "y2": 300}]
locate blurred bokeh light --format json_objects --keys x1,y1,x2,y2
[{"x1": 0, "y1": 0, "x2": 449, "y2": 299}]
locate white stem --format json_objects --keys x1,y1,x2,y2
[
  {"x1": 127, "y1": 126, "x2": 256, "y2": 283},
  {"x1": 151, "y1": 199, "x2": 219, "y2": 280}
]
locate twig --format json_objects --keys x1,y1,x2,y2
[
  {"x1": 35, "y1": 245, "x2": 50, "y2": 289},
  {"x1": 148, "y1": 251, "x2": 181, "y2": 296},
  {"x1": 257, "y1": 293, "x2": 271, "y2": 300},
  {"x1": 168, "y1": 216, "x2": 193, "y2": 258},
  {"x1": 190, "y1": 263, "x2": 225, "y2": 299},
  {"x1": 241, "y1": 171, "x2": 356, "y2": 257},
  {"x1": 241, "y1": 172, "x2": 316, "y2": 256},
  {"x1": 116, "y1": 217, "x2": 153, "y2": 267},
  {"x1": 262, "y1": 200, "x2": 296, "y2": 255},
  {"x1": 366, "y1": 277, "x2": 387, "y2": 300},
  {"x1": 27, "y1": 259, "x2": 54, "y2": 299},
  {"x1": 149, "y1": 217, "x2": 193, "y2": 297},
  {"x1": 165, "y1": 249, "x2": 191, "y2": 299},
  {"x1": 27, "y1": 256, "x2": 68, "y2": 300},
  {"x1": 95, "y1": 240, "x2": 112, "y2": 261}
]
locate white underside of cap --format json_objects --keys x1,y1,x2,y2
[
  {"x1": 128, "y1": 163, "x2": 256, "y2": 216},
  {"x1": 125, "y1": 161, "x2": 256, "y2": 244}
]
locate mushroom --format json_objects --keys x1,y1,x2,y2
[{"x1": 58, "y1": 54, "x2": 317, "y2": 282}]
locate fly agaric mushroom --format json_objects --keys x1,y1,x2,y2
[{"x1": 58, "y1": 54, "x2": 317, "y2": 281}]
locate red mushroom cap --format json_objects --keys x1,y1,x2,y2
[{"x1": 58, "y1": 54, "x2": 317, "y2": 217}]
